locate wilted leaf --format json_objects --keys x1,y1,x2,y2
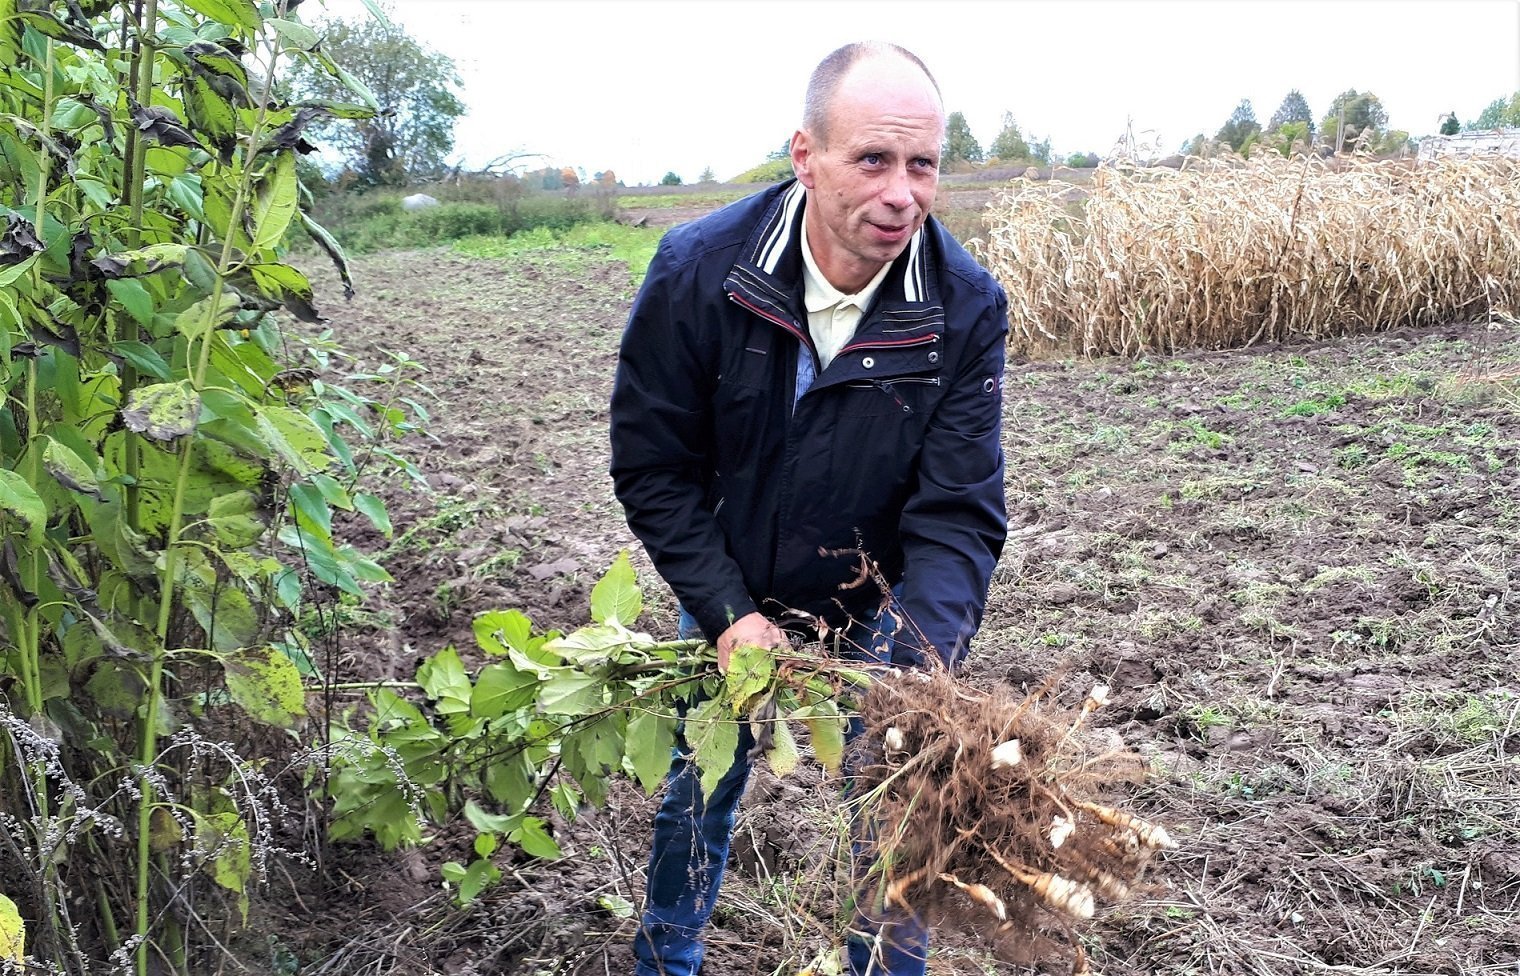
[
  {"x1": 300, "y1": 212, "x2": 354, "y2": 299},
  {"x1": 14, "y1": 8, "x2": 105, "y2": 51},
  {"x1": 174, "y1": 291, "x2": 240, "y2": 341},
  {"x1": 123, "y1": 381, "x2": 198, "y2": 441},
  {"x1": 802, "y1": 699, "x2": 846, "y2": 773},
  {"x1": 42, "y1": 436, "x2": 101, "y2": 497},
  {"x1": 1, "y1": 213, "x2": 43, "y2": 266},
  {"x1": 765, "y1": 717, "x2": 800, "y2": 777},
  {"x1": 245, "y1": 263, "x2": 322, "y2": 322},
  {"x1": 91, "y1": 242, "x2": 192, "y2": 279},
  {"x1": 224, "y1": 646, "x2": 306, "y2": 727},
  {"x1": 193, "y1": 810, "x2": 251, "y2": 922},
  {"x1": 590, "y1": 550, "x2": 641, "y2": 625},
  {"x1": 597, "y1": 893, "x2": 635, "y2": 919},
  {"x1": 725, "y1": 643, "x2": 775, "y2": 712},
  {"x1": 129, "y1": 101, "x2": 204, "y2": 151}
]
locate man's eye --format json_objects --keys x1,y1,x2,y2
[{"x1": 862, "y1": 153, "x2": 882, "y2": 166}]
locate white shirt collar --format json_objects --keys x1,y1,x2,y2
[{"x1": 799, "y1": 203, "x2": 893, "y2": 316}]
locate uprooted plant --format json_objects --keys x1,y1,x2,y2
[{"x1": 327, "y1": 554, "x2": 1178, "y2": 972}]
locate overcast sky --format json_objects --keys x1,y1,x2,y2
[{"x1": 312, "y1": 0, "x2": 1520, "y2": 186}]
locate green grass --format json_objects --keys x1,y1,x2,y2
[
  {"x1": 617, "y1": 190, "x2": 751, "y2": 210},
  {"x1": 453, "y1": 221, "x2": 666, "y2": 281}
]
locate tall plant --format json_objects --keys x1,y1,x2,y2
[{"x1": 0, "y1": 1, "x2": 408, "y2": 972}]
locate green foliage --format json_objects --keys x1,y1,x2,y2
[
  {"x1": 1320, "y1": 90, "x2": 1389, "y2": 151},
  {"x1": 1469, "y1": 92, "x2": 1520, "y2": 129},
  {"x1": 288, "y1": 6, "x2": 465, "y2": 185},
  {"x1": 327, "y1": 554, "x2": 864, "y2": 904},
  {"x1": 1439, "y1": 113, "x2": 1461, "y2": 136},
  {"x1": 451, "y1": 220, "x2": 665, "y2": 282},
  {"x1": 988, "y1": 112, "x2": 1050, "y2": 165},
  {"x1": 0, "y1": 2, "x2": 418, "y2": 971},
  {"x1": 1267, "y1": 121, "x2": 1312, "y2": 157},
  {"x1": 942, "y1": 110, "x2": 983, "y2": 168},
  {"x1": 313, "y1": 186, "x2": 614, "y2": 253},
  {"x1": 1064, "y1": 151, "x2": 1099, "y2": 168},
  {"x1": 732, "y1": 157, "x2": 795, "y2": 183},
  {"x1": 1216, "y1": 99, "x2": 1262, "y2": 153},
  {"x1": 660, "y1": 171, "x2": 683, "y2": 186},
  {"x1": 1267, "y1": 90, "x2": 1314, "y2": 140}
]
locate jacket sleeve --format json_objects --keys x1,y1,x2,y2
[
  {"x1": 893, "y1": 285, "x2": 1009, "y2": 667},
  {"x1": 608, "y1": 236, "x2": 759, "y2": 641}
]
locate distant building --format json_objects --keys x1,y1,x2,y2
[{"x1": 1417, "y1": 129, "x2": 1520, "y2": 162}]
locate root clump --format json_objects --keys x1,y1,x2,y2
[{"x1": 850, "y1": 668, "x2": 1175, "y2": 973}]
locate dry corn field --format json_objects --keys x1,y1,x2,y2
[{"x1": 977, "y1": 155, "x2": 1520, "y2": 357}]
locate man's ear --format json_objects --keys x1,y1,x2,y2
[{"x1": 790, "y1": 129, "x2": 815, "y2": 189}]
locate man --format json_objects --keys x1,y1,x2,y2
[{"x1": 609, "y1": 41, "x2": 1008, "y2": 976}]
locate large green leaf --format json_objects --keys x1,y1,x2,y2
[
  {"x1": 205, "y1": 490, "x2": 264, "y2": 548},
  {"x1": 685, "y1": 697, "x2": 741, "y2": 799},
  {"x1": 41, "y1": 435, "x2": 100, "y2": 498},
  {"x1": 224, "y1": 646, "x2": 306, "y2": 728},
  {"x1": 473, "y1": 609, "x2": 533, "y2": 656},
  {"x1": 0, "y1": 468, "x2": 46, "y2": 543},
  {"x1": 535, "y1": 668, "x2": 605, "y2": 717},
  {"x1": 470, "y1": 660, "x2": 539, "y2": 718},
  {"x1": 256, "y1": 403, "x2": 331, "y2": 473},
  {"x1": 589, "y1": 549, "x2": 641, "y2": 625},
  {"x1": 175, "y1": 291, "x2": 240, "y2": 341},
  {"x1": 725, "y1": 643, "x2": 774, "y2": 712},
  {"x1": 251, "y1": 153, "x2": 297, "y2": 253},
  {"x1": 180, "y1": 0, "x2": 262, "y2": 32},
  {"x1": 192, "y1": 810, "x2": 251, "y2": 922},
  {"x1": 416, "y1": 646, "x2": 471, "y2": 716},
  {"x1": 801, "y1": 699, "x2": 846, "y2": 773},
  {"x1": 625, "y1": 707, "x2": 676, "y2": 795}
]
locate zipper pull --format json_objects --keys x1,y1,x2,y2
[{"x1": 875, "y1": 380, "x2": 912, "y2": 414}]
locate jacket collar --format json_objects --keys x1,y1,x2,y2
[{"x1": 724, "y1": 180, "x2": 945, "y2": 337}]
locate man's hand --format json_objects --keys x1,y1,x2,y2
[{"x1": 715, "y1": 612, "x2": 786, "y2": 671}]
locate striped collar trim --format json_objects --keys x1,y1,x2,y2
[{"x1": 740, "y1": 180, "x2": 933, "y2": 307}]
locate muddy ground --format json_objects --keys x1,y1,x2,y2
[{"x1": 277, "y1": 218, "x2": 1520, "y2": 976}]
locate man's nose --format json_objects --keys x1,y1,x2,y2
[{"x1": 881, "y1": 166, "x2": 915, "y2": 210}]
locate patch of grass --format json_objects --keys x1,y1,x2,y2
[
  {"x1": 454, "y1": 221, "x2": 665, "y2": 281},
  {"x1": 617, "y1": 190, "x2": 750, "y2": 210},
  {"x1": 1282, "y1": 392, "x2": 1346, "y2": 416}
]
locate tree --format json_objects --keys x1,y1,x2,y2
[
  {"x1": 942, "y1": 111, "x2": 983, "y2": 167},
  {"x1": 1470, "y1": 92, "x2": 1520, "y2": 129},
  {"x1": 698, "y1": 166, "x2": 716, "y2": 183},
  {"x1": 1268, "y1": 121, "x2": 1311, "y2": 157},
  {"x1": 290, "y1": 10, "x2": 465, "y2": 185},
  {"x1": 660, "y1": 171, "x2": 682, "y2": 186},
  {"x1": 1439, "y1": 113, "x2": 1461, "y2": 136},
  {"x1": 1320, "y1": 90, "x2": 1388, "y2": 152},
  {"x1": 1267, "y1": 90, "x2": 1314, "y2": 141},
  {"x1": 1215, "y1": 99, "x2": 1262, "y2": 154},
  {"x1": 988, "y1": 112, "x2": 1031, "y2": 162}
]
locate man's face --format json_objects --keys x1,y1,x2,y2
[{"x1": 791, "y1": 57, "x2": 944, "y2": 294}]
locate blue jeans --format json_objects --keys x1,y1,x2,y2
[{"x1": 633, "y1": 605, "x2": 929, "y2": 976}]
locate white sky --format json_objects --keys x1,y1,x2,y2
[{"x1": 312, "y1": 0, "x2": 1520, "y2": 186}]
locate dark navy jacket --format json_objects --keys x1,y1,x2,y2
[{"x1": 609, "y1": 180, "x2": 1007, "y2": 665}]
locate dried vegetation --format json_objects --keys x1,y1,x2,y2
[{"x1": 977, "y1": 155, "x2": 1520, "y2": 357}]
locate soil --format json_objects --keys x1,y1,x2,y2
[{"x1": 274, "y1": 224, "x2": 1520, "y2": 976}]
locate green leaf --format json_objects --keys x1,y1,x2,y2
[
  {"x1": 510, "y1": 816, "x2": 561, "y2": 859},
  {"x1": 123, "y1": 381, "x2": 199, "y2": 441},
  {"x1": 224, "y1": 645, "x2": 306, "y2": 727},
  {"x1": 686, "y1": 697, "x2": 740, "y2": 799},
  {"x1": 192, "y1": 810, "x2": 251, "y2": 922},
  {"x1": 256, "y1": 403, "x2": 331, "y2": 474},
  {"x1": 287, "y1": 483, "x2": 332, "y2": 537},
  {"x1": 474, "y1": 609, "x2": 532, "y2": 656},
  {"x1": 470, "y1": 660, "x2": 539, "y2": 718},
  {"x1": 463, "y1": 800, "x2": 515, "y2": 834},
  {"x1": 300, "y1": 212, "x2": 355, "y2": 299},
  {"x1": 85, "y1": 660, "x2": 147, "y2": 720},
  {"x1": 206, "y1": 490, "x2": 264, "y2": 548},
  {"x1": 265, "y1": 17, "x2": 317, "y2": 50},
  {"x1": 175, "y1": 291, "x2": 240, "y2": 341},
  {"x1": 251, "y1": 153, "x2": 298, "y2": 253},
  {"x1": 0, "y1": 468, "x2": 48, "y2": 543},
  {"x1": 112, "y1": 339, "x2": 171, "y2": 380},
  {"x1": 625, "y1": 707, "x2": 676, "y2": 795},
  {"x1": 354, "y1": 491, "x2": 392, "y2": 538},
  {"x1": 311, "y1": 472, "x2": 352, "y2": 510},
  {"x1": 0, "y1": 892, "x2": 24, "y2": 963},
  {"x1": 535, "y1": 669, "x2": 604, "y2": 716},
  {"x1": 416, "y1": 646, "x2": 471, "y2": 715},
  {"x1": 105, "y1": 278, "x2": 154, "y2": 328},
  {"x1": 91, "y1": 243, "x2": 192, "y2": 278},
  {"x1": 180, "y1": 0, "x2": 261, "y2": 31},
  {"x1": 590, "y1": 550, "x2": 641, "y2": 625}
]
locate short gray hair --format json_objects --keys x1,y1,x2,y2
[{"x1": 802, "y1": 42, "x2": 942, "y2": 146}]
